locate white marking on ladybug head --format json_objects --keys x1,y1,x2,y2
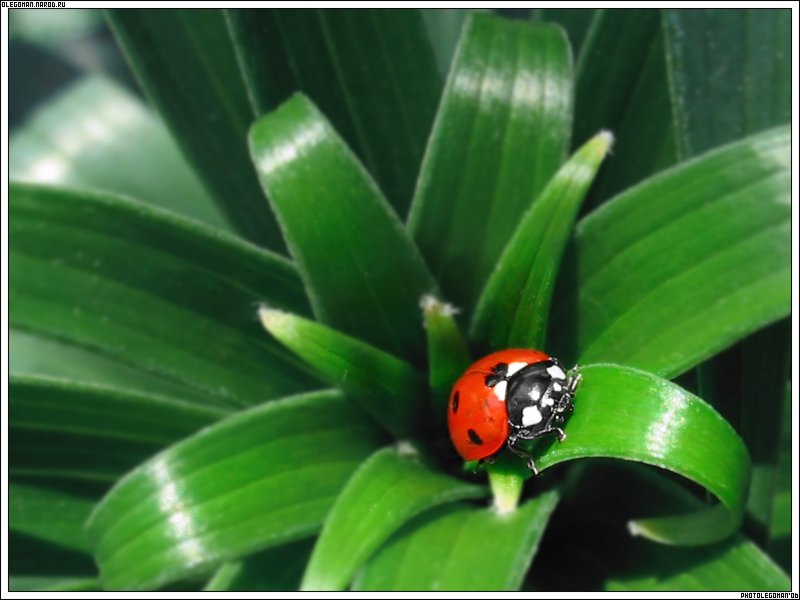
[
  {"x1": 506, "y1": 361, "x2": 528, "y2": 377},
  {"x1": 493, "y1": 380, "x2": 508, "y2": 402},
  {"x1": 541, "y1": 395, "x2": 554, "y2": 407},
  {"x1": 522, "y1": 405, "x2": 543, "y2": 426},
  {"x1": 552, "y1": 382, "x2": 563, "y2": 392},
  {"x1": 528, "y1": 388, "x2": 541, "y2": 401},
  {"x1": 547, "y1": 365, "x2": 566, "y2": 380}
]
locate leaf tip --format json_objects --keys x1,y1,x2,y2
[
  {"x1": 257, "y1": 303, "x2": 290, "y2": 335},
  {"x1": 592, "y1": 129, "x2": 616, "y2": 157},
  {"x1": 420, "y1": 294, "x2": 460, "y2": 318}
]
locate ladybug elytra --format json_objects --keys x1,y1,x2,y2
[{"x1": 447, "y1": 349, "x2": 581, "y2": 474}]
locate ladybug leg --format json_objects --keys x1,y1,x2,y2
[
  {"x1": 507, "y1": 434, "x2": 539, "y2": 474},
  {"x1": 566, "y1": 371, "x2": 582, "y2": 396}
]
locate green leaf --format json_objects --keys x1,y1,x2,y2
[
  {"x1": 227, "y1": 9, "x2": 441, "y2": 215},
  {"x1": 663, "y1": 9, "x2": 791, "y2": 159},
  {"x1": 697, "y1": 320, "x2": 790, "y2": 544},
  {"x1": 421, "y1": 9, "x2": 472, "y2": 76},
  {"x1": 10, "y1": 329, "x2": 210, "y2": 400},
  {"x1": 9, "y1": 576, "x2": 102, "y2": 592},
  {"x1": 421, "y1": 296, "x2": 471, "y2": 429},
  {"x1": 10, "y1": 479, "x2": 97, "y2": 552},
  {"x1": 604, "y1": 536, "x2": 790, "y2": 591},
  {"x1": 534, "y1": 463, "x2": 789, "y2": 591},
  {"x1": 105, "y1": 9, "x2": 283, "y2": 248},
  {"x1": 551, "y1": 127, "x2": 790, "y2": 378},
  {"x1": 300, "y1": 447, "x2": 487, "y2": 591},
  {"x1": 204, "y1": 539, "x2": 313, "y2": 591},
  {"x1": 86, "y1": 390, "x2": 385, "y2": 590},
  {"x1": 573, "y1": 9, "x2": 659, "y2": 146},
  {"x1": 258, "y1": 307, "x2": 427, "y2": 438},
  {"x1": 662, "y1": 9, "x2": 790, "y2": 547},
  {"x1": 537, "y1": 8, "x2": 596, "y2": 56},
  {"x1": 407, "y1": 13, "x2": 572, "y2": 313},
  {"x1": 10, "y1": 376, "x2": 225, "y2": 481},
  {"x1": 10, "y1": 7, "x2": 102, "y2": 48},
  {"x1": 532, "y1": 364, "x2": 749, "y2": 545},
  {"x1": 355, "y1": 491, "x2": 559, "y2": 591},
  {"x1": 249, "y1": 94, "x2": 437, "y2": 362},
  {"x1": 471, "y1": 131, "x2": 612, "y2": 349},
  {"x1": 9, "y1": 76, "x2": 230, "y2": 231},
  {"x1": 574, "y1": 10, "x2": 676, "y2": 209},
  {"x1": 10, "y1": 183, "x2": 317, "y2": 407}
]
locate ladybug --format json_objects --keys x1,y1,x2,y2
[{"x1": 447, "y1": 349, "x2": 581, "y2": 474}]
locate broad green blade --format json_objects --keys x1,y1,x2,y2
[
  {"x1": 573, "y1": 9, "x2": 659, "y2": 146},
  {"x1": 663, "y1": 9, "x2": 791, "y2": 547},
  {"x1": 536, "y1": 9, "x2": 595, "y2": 55},
  {"x1": 105, "y1": 9, "x2": 283, "y2": 248},
  {"x1": 604, "y1": 536, "x2": 790, "y2": 591},
  {"x1": 9, "y1": 76, "x2": 230, "y2": 231},
  {"x1": 10, "y1": 479, "x2": 97, "y2": 552},
  {"x1": 355, "y1": 491, "x2": 559, "y2": 591},
  {"x1": 10, "y1": 376, "x2": 225, "y2": 482},
  {"x1": 551, "y1": 127, "x2": 790, "y2": 378},
  {"x1": 86, "y1": 390, "x2": 384, "y2": 590},
  {"x1": 471, "y1": 131, "x2": 612, "y2": 350},
  {"x1": 301, "y1": 447, "x2": 487, "y2": 591},
  {"x1": 407, "y1": 14, "x2": 572, "y2": 314},
  {"x1": 10, "y1": 183, "x2": 316, "y2": 407},
  {"x1": 204, "y1": 539, "x2": 313, "y2": 591},
  {"x1": 9, "y1": 577, "x2": 102, "y2": 592},
  {"x1": 422, "y1": 296, "x2": 471, "y2": 431},
  {"x1": 227, "y1": 9, "x2": 441, "y2": 216},
  {"x1": 533, "y1": 364, "x2": 750, "y2": 545},
  {"x1": 421, "y1": 9, "x2": 472, "y2": 76},
  {"x1": 249, "y1": 95, "x2": 437, "y2": 363},
  {"x1": 663, "y1": 9, "x2": 791, "y2": 159},
  {"x1": 574, "y1": 10, "x2": 676, "y2": 209},
  {"x1": 697, "y1": 320, "x2": 790, "y2": 545},
  {"x1": 10, "y1": 329, "x2": 209, "y2": 401},
  {"x1": 534, "y1": 463, "x2": 789, "y2": 591},
  {"x1": 258, "y1": 307, "x2": 427, "y2": 438}
]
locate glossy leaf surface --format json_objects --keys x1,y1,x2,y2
[
  {"x1": 531, "y1": 364, "x2": 749, "y2": 545},
  {"x1": 250, "y1": 94, "x2": 436, "y2": 362},
  {"x1": 258, "y1": 307, "x2": 427, "y2": 438},
  {"x1": 87, "y1": 390, "x2": 384, "y2": 590},
  {"x1": 106, "y1": 9, "x2": 283, "y2": 248},
  {"x1": 301, "y1": 447, "x2": 487, "y2": 590},
  {"x1": 10, "y1": 377, "x2": 225, "y2": 481},
  {"x1": 407, "y1": 13, "x2": 572, "y2": 313},
  {"x1": 355, "y1": 491, "x2": 559, "y2": 591},
  {"x1": 552, "y1": 127, "x2": 790, "y2": 378},
  {"x1": 10, "y1": 184, "x2": 316, "y2": 407},
  {"x1": 9, "y1": 76, "x2": 230, "y2": 231},
  {"x1": 227, "y1": 9, "x2": 440, "y2": 215},
  {"x1": 471, "y1": 131, "x2": 611, "y2": 349}
]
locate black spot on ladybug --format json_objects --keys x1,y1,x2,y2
[
  {"x1": 467, "y1": 428, "x2": 484, "y2": 445},
  {"x1": 485, "y1": 363, "x2": 508, "y2": 387},
  {"x1": 452, "y1": 391, "x2": 460, "y2": 413}
]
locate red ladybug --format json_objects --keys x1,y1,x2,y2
[{"x1": 447, "y1": 349, "x2": 581, "y2": 473}]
